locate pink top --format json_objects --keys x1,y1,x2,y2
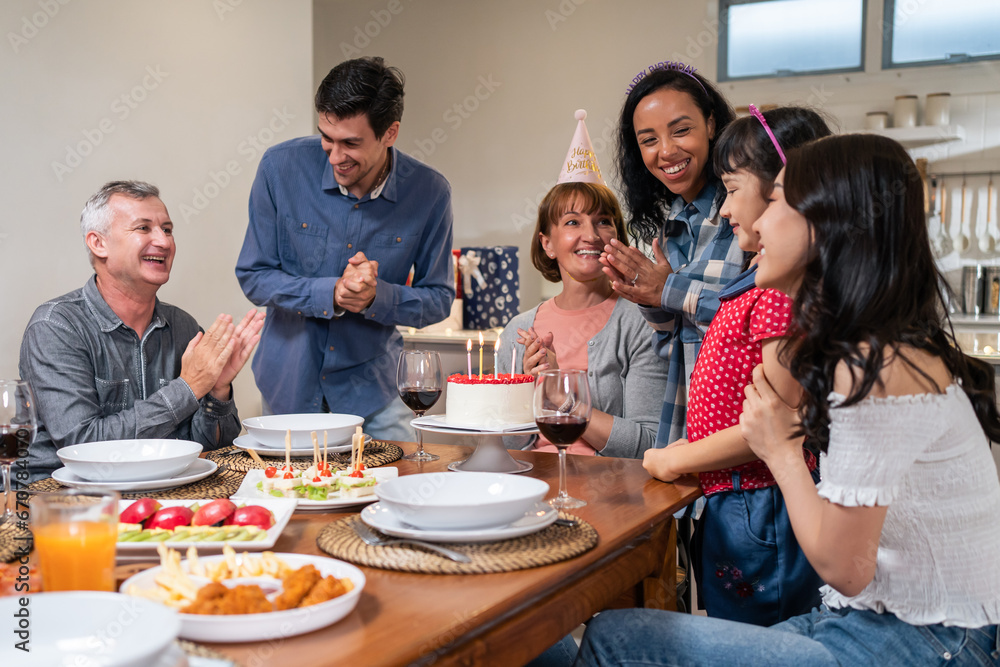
[
  {"x1": 531, "y1": 295, "x2": 618, "y2": 456},
  {"x1": 687, "y1": 288, "x2": 817, "y2": 496}
]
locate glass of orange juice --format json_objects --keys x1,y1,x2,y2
[{"x1": 31, "y1": 489, "x2": 119, "y2": 592}]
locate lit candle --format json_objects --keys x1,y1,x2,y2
[
  {"x1": 494, "y1": 339, "x2": 499, "y2": 379},
  {"x1": 478, "y1": 331, "x2": 484, "y2": 378},
  {"x1": 466, "y1": 339, "x2": 472, "y2": 378}
]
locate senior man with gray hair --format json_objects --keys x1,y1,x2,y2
[{"x1": 19, "y1": 180, "x2": 265, "y2": 482}]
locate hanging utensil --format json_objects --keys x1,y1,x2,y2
[
  {"x1": 955, "y1": 179, "x2": 971, "y2": 254},
  {"x1": 988, "y1": 175, "x2": 1000, "y2": 251},
  {"x1": 949, "y1": 182, "x2": 966, "y2": 252},
  {"x1": 977, "y1": 182, "x2": 991, "y2": 253},
  {"x1": 929, "y1": 177, "x2": 947, "y2": 256}
]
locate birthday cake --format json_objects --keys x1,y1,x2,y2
[{"x1": 445, "y1": 373, "x2": 535, "y2": 428}]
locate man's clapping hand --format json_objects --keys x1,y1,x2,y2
[
  {"x1": 335, "y1": 251, "x2": 378, "y2": 313},
  {"x1": 180, "y1": 309, "x2": 265, "y2": 401},
  {"x1": 211, "y1": 308, "x2": 265, "y2": 399}
]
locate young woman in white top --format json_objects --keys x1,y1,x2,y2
[{"x1": 571, "y1": 135, "x2": 1000, "y2": 666}]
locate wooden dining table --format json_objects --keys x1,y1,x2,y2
[{"x1": 200, "y1": 442, "x2": 701, "y2": 667}]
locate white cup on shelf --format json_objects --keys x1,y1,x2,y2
[
  {"x1": 893, "y1": 95, "x2": 918, "y2": 128},
  {"x1": 865, "y1": 112, "x2": 889, "y2": 130},
  {"x1": 924, "y1": 93, "x2": 951, "y2": 126}
]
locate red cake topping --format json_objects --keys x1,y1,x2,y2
[{"x1": 447, "y1": 373, "x2": 534, "y2": 385}]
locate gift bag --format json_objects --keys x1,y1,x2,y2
[{"x1": 458, "y1": 246, "x2": 520, "y2": 329}]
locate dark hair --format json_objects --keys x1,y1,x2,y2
[
  {"x1": 782, "y1": 134, "x2": 1000, "y2": 450},
  {"x1": 615, "y1": 67, "x2": 735, "y2": 244},
  {"x1": 532, "y1": 182, "x2": 628, "y2": 283},
  {"x1": 315, "y1": 57, "x2": 404, "y2": 138},
  {"x1": 714, "y1": 106, "x2": 833, "y2": 195}
]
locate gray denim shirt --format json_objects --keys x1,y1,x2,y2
[{"x1": 19, "y1": 276, "x2": 240, "y2": 481}]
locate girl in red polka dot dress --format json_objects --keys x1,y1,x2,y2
[{"x1": 644, "y1": 106, "x2": 830, "y2": 625}]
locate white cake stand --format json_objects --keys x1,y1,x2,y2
[{"x1": 410, "y1": 418, "x2": 537, "y2": 474}]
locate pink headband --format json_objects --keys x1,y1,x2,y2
[
  {"x1": 748, "y1": 103, "x2": 786, "y2": 165},
  {"x1": 626, "y1": 61, "x2": 708, "y2": 98}
]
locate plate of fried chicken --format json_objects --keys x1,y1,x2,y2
[{"x1": 120, "y1": 551, "x2": 365, "y2": 642}]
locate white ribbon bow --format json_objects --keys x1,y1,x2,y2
[{"x1": 458, "y1": 250, "x2": 487, "y2": 296}]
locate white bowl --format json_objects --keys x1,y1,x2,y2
[
  {"x1": 120, "y1": 553, "x2": 365, "y2": 642},
  {"x1": 374, "y1": 472, "x2": 550, "y2": 530},
  {"x1": 0, "y1": 591, "x2": 179, "y2": 666},
  {"x1": 242, "y1": 413, "x2": 364, "y2": 449},
  {"x1": 57, "y1": 439, "x2": 203, "y2": 482}
]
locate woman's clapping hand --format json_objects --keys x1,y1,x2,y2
[
  {"x1": 516, "y1": 327, "x2": 558, "y2": 377},
  {"x1": 600, "y1": 238, "x2": 673, "y2": 307}
]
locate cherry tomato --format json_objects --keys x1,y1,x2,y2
[
  {"x1": 283, "y1": 472, "x2": 294, "y2": 479},
  {"x1": 264, "y1": 467, "x2": 277, "y2": 478},
  {"x1": 349, "y1": 470, "x2": 364, "y2": 478},
  {"x1": 321, "y1": 469, "x2": 333, "y2": 477},
  {"x1": 313, "y1": 476, "x2": 322, "y2": 483}
]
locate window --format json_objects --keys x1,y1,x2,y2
[
  {"x1": 718, "y1": 0, "x2": 866, "y2": 81},
  {"x1": 883, "y1": 0, "x2": 1000, "y2": 68}
]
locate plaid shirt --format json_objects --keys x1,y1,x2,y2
[{"x1": 638, "y1": 180, "x2": 745, "y2": 447}]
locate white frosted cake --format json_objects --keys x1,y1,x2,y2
[{"x1": 445, "y1": 373, "x2": 535, "y2": 428}]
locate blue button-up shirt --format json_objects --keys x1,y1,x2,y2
[{"x1": 236, "y1": 138, "x2": 455, "y2": 416}]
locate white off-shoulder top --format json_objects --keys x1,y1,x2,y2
[{"x1": 818, "y1": 384, "x2": 1000, "y2": 627}]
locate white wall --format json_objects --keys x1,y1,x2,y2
[
  {"x1": 0, "y1": 0, "x2": 314, "y2": 420},
  {"x1": 313, "y1": 0, "x2": 1000, "y2": 302},
  {"x1": 4, "y1": 0, "x2": 999, "y2": 431}
]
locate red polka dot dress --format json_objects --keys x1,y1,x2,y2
[{"x1": 687, "y1": 287, "x2": 817, "y2": 496}]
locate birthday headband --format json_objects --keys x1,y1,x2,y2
[
  {"x1": 748, "y1": 103, "x2": 786, "y2": 165},
  {"x1": 626, "y1": 60, "x2": 708, "y2": 98}
]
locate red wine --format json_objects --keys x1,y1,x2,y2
[
  {"x1": 0, "y1": 425, "x2": 32, "y2": 465},
  {"x1": 536, "y1": 415, "x2": 588, "y2": 445},
  {"x1": 399, "y1": 388, "x2": 441, "y2": 413}
]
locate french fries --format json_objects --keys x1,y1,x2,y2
[{"x1": 125, "y1": 544, "x2": 292, "y2": 609}]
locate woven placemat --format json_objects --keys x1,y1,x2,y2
[
  {"x1": 26, "y1": 467, "x2": 246, "y2": 500},
  {"x1": 206, "y1": 440, "x2": 403, "y2": 473},
  {"x1": 177, "y1": 639, "x2": 243, "y2": 666},
  {"x1": 316, "y1": 514, "x2": 598, "y2": 574},
  {"x1": 0, "y1": 520, "x2": 33, "y2": 563}
]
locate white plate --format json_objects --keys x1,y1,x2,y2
[
  {"x1": 116, "y1": 497, "x2": 296, "y2": 556},
  {"x1": 231, "y1": 467, "x2": 398, "y2": 510},
  {"x1": 233, "y1": 433, "x2": 361, "y2": 457},
  {"x1": 242, "y1": 413, "x2": 364, "y2": 448},
  {"x1": 0, "y1": 591, "x2": 180, "y2": 666},
  {"x1": 120, "y1": 553, "x2": 365, "y2": 643},
  {"x1": 411, "y1": 414, "x2": 539, "y2": 435},
  {"x1": 52, "y1": 458, "x2": 218, "y2": 492},
  {"x1": 360, "y1": 501, "x2": 558, "y2": 542}
]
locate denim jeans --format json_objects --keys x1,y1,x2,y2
[
  {"x1": 574, "y1": 606, "x2": 1000, "y2": 666},
  {"x1": 693, "y1": 471, "x2": 822, "y2": 625},
  {"x1": 361, "y1": 396, "x2": 416, "y2": 443}
]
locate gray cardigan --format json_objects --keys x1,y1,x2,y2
[{"x1": 498, "y1": 297, "x2": 667, "y2": 459}]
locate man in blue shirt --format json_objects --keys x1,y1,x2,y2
[{"x1": 236, "y1": 57, "x2": 455, "y2": 442}]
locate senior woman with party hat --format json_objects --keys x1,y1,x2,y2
[{"x1": 497, "y1": 110, "x2": 667, "y2": 458}]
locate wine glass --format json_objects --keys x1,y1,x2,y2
[
  {"x1": 534, "y1": 369, "x2": 591, "y2": 509},
  {"x1": 397, "y1": 350, "x2": 443, "y2": 462},
  {"x1": 0, "y1": 380, "x2": 37, "y2": 523}
]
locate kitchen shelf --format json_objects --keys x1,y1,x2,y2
[
  {"x1": 864, "y1": 125, "x2": 965, "y2": 148},
  {"x1": 950, "y1": 314, "x2": 1000, "y2": 326}
]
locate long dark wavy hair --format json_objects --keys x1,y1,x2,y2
[
  {"x1": 782, "y1": 134, "x2": 1000, "y2": 450},
  {"x1": 615, "y1": 68, "x2": 735, "y2": 245}
]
